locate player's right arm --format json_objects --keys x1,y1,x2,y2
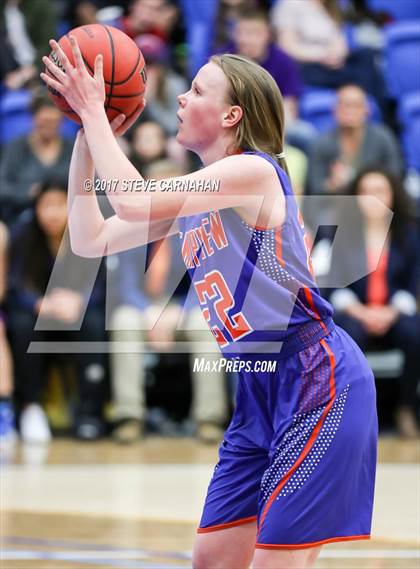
[{"x1": 68, "y1": 123, "x2": 178, "y2": 258}]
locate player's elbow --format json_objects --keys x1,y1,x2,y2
[
  {"x1": 70, "y1": 242, "x2": 98, "y2": 258},
  {"x1": 115, "y1": 201, "x2": 147, "y2": 222},
  {"x1": 69, "y1": 235, "x2": 103, "y2": 258}
]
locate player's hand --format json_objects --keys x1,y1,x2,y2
[
  {"x1": 108, "y1": 102, "x2": 147, "y2": 136},
  {"x1": 77, "y1": 101, "x2": 146, "y2": 142},
  {"x1": 40, "y1": 35, "x2": 105, "y2": 117}
]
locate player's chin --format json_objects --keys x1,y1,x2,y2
[{"x1": 175, "y1": 129, "x2": 188, "y2": 148}]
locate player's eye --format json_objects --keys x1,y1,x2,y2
[{"x1": 193, "y1": 85, "x2": 200, "y2": 95}]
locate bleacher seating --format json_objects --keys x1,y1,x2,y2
[
  {"x1": 384, "y1": 21, "x2": 420, "y2": 98},
  {"x1": 0, "y1": 88, "x2": 79, "y2": 146},
  {"x1": 299, "y1": 89, "x2": 382, "y2": 132},
  {"x1": 398, "y1": 92, "x2": 420, "y2": 172},
  {"x1": 0, "y1": 89, "x2": 32, "y2": 145},
  {"x1": 365, "y1": 349, "x2": 404, "y2": 379},
  {"x1": 367, "y1": 0, "x2": 420, "y2": 21}
]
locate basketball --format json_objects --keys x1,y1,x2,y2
[{"x1": 45, "y1": 24, "x2": 147, "y2": 124}]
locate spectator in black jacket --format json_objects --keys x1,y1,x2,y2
[
  {"x1": 6, "y1": 178, "x2": 108, "y2": 443},
  {"x1": 0, "y1": 221, "x2": 16, "y2": 446}
]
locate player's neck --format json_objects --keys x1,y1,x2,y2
[{"x1": 198, "y1": 136, "x2": 240, "y2": 166}]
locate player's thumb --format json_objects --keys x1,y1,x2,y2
[
  {"x1": 94, "y1": 54, "x2": 103, "y2": 79},
  {"x1": 110, "y1": 113, "x2": 126, "y2": 131}
]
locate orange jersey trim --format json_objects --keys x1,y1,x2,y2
[
  {"x1": 197, "y1": 515, "x2": 257, "y2": 533},
  {"x1": 255, "y1": 534, "x2": 371, "y2": 550},
  {"x1": 275, "y1": 227, "x2": 286, "y2": 268},
  {"x1": 258, "y1": 339, "x2": 336, "y2": 531},
  {"x1": 303, "y1": 287, "x2": 328, "y2": 333},
  {"x1": 253, "y1": 224, "x2": 273, "y2": 231}
]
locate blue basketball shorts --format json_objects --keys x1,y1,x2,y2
[{"x1": 197, "y1": 324, "x2": 378, "y2": 549}]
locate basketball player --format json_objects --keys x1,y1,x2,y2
[{"x1": 41, "y1": 37, "x2": 377, "y2": 569}]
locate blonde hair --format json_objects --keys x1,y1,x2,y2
[{"x1": 210, "y1": 53, "x2": 289, "y2": 175}]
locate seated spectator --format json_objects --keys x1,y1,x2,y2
[
  {"x1": 304, "y1": 84, "x2": 403, "y2": 235},
  {"x1": 306, "y1": 84, "x2": 402, "y2": 196},
  {"x1": 108, "y1": 160, "x2": 228, "y2": 444},
  {"x1": 64, "y1": 0, "x2": 100, "y2": 28},
  {"x1": 328, "y1": 169, "x2": 419, "y2": 438},
  {"x1": 130, "y1": 120, "x2": 167, "y2": 172},
  {"x1": 229, "y1": 8, "x2": 316, "y2": 152},
  {"x1": 272, "y1": 0, "x2": 347, "y2": 68},
  {"x1": 272, "y1": 0, "x2": 385, "y2": 104},
  {"x1": 6, "y1": 178, "x2": 108, "y2": 443},
  {"x1": 1, "y1": 0, "x2": 56, "y2": 90},
  {"x1": 136, "y1": 34, "x2": 188, "y2": 137},
  {"x1": 212, "y1": 0, "x2": 262, "y2": 53},
  {"x1": 0, "y1": 93, "x2": 73, "y2": 223},
  {"x1": 129, "y1": 118, "x2": 190, "y2": 173},
  {"x1": 342, "y1": 0, "x2": 386, "y2": 51},
  {"x1": 117, "y1": 0, "x2": 178, "y2": 44},
  {"x1": 0, "y1": 221, "x2": 16, "y2": 446}
]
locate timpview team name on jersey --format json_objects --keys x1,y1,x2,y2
[{"x1": 181, "y1": 211, "x2": 228, "y2": 268}]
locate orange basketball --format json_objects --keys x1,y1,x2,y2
[{"x1": 45, "y1": 24, "x2": 147, "y2": 124}]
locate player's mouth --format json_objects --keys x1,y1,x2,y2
[{"x1": 177, "y1": 113, "x2": 183, "y2": 123}]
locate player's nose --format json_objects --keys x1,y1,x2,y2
[{"x1": 177, "y1": 92, "x2": 187, "y2": 107}]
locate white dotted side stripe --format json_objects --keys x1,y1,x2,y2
[
  {"x1": 261, "y1": 385, "x2": 350, "y2": 502},
  {"x1": 241, "y1": 221, "x2": 297, "y2": 288}
]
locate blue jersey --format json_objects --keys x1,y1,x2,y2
[
  {"x1": 178, "y1": 151, "x2": 334, "y2": 358},
  {"x1": 183, "y1": 154, "x2": 377, "y2": 550}
]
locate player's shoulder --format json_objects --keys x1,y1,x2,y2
[{"x1": 221, "y1": 151, "x2": 280, "y2": 179}]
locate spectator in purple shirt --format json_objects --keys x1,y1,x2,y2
[
  {"x1": 220, "y1": 8, "x2": 316, "y2": 152},
  {"x1": 234, "y1": 9, "x2": 302, "y2": 107}
]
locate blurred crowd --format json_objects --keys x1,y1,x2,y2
[{"x1": 0, "y1": 0, "x2": 419, "y2": 449}]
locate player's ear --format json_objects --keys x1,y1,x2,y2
[{"x1": 222, "y1": 105, "x2": 243, "y2": 128}]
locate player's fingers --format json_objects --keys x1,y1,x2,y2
[
  {"x1": 119, "y1": 101, "x2": 146, "y2": 133},
  {"x1": 49, "y1": 39, "x2": 73, "y2": 73},
  {"x1": 42, "y1": 55, "x2": 67, "y2": 83},
  {"x1": 94, "y1": 54, "x2": 104, "y2": 81},
  {"x1": 40, "y1": 72, "x2": 66, "y2": 95},
  {"x1": 139, "y1": 98, "x2": 147, "y2": 114},
  {"x1": 69, "y1": 35, "x2": 85, "y2": 71},
  {"x1": 110, "y1": 113, "x2": 126, "y2": 132}
]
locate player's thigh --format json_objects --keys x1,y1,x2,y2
[
  {"x1": 193, "y1": 521, "x2": 257, "y2": 569},
  {"x1": 252, "y1": 545, "x2": 321, "y2": 569}
]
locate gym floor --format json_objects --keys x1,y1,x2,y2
[{"x1": 1, "y1": 436, "x2": 419, "y2": 568}]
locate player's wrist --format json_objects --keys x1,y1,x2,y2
[
  {"x1": 76, "y1": 128, "x2": 87, "y2": 144},
  {"x1": 80, "y1": 103, "x2": 107, "y2": 124}
]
